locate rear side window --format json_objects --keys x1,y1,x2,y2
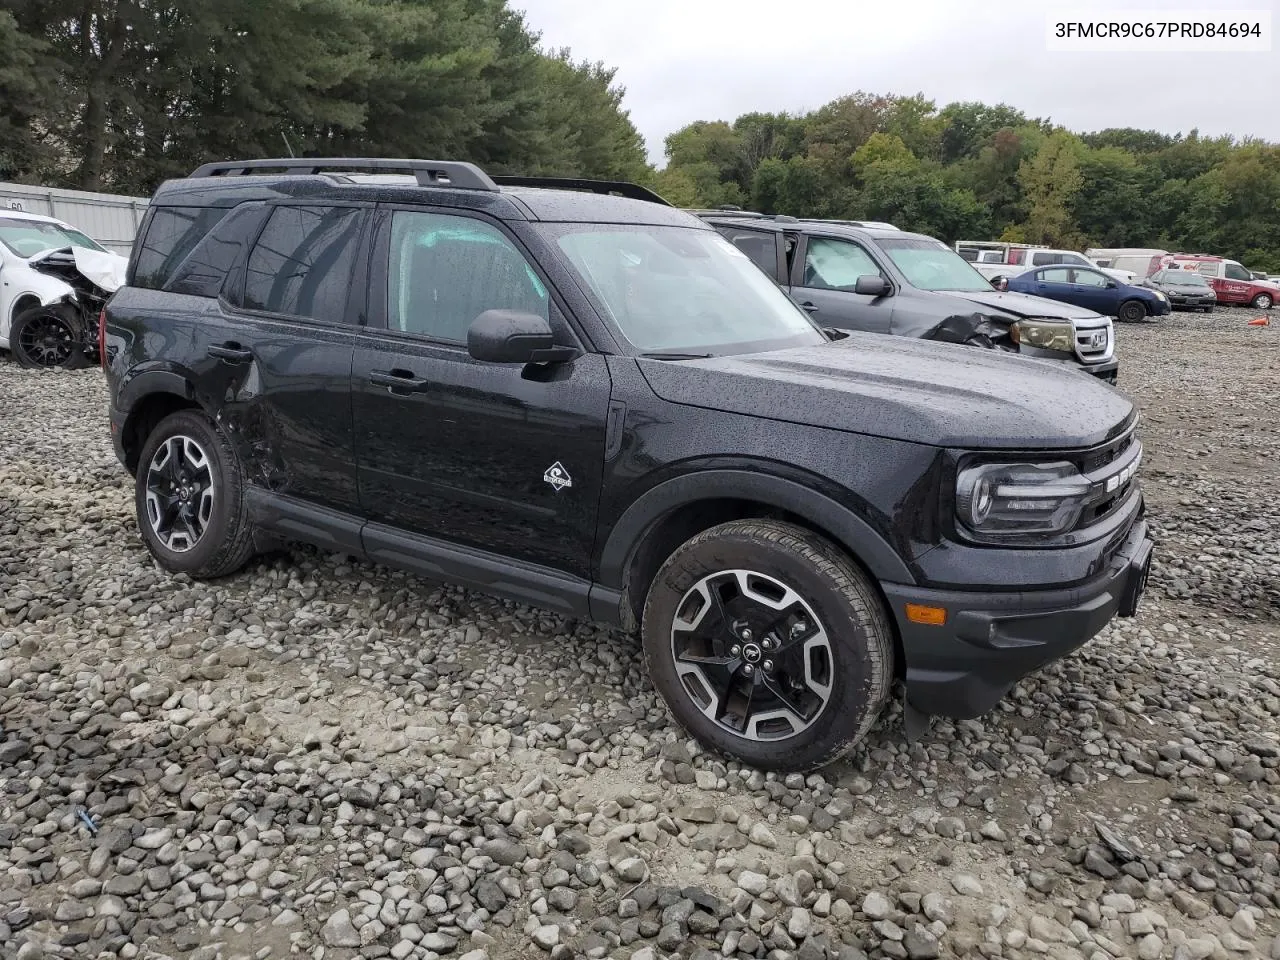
[
  {"x1": 713, "y1": 227, "x2": 779, "y2": 277},
  {"x1": 133, "y1": 207, "x2": 229, "y2": 290},
  {"x1": 167, "y1": 204, "x2": 271, "y2": 298},
  {"x1": 244, "y1": 206, "x2": 363, "y2": 323}
]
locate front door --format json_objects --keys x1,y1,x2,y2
[
  {"x1": 788, "y1": 234, "x2": 892, "y2": 334},
  {"x1": 351, "y1": 206, "x2": 610, "y2": 580},
  {"x1": 1219, "y1": 263, "x2": 1254, "y2": 304},
  {"x1": 1067, "y1": 267, "x2": 1115, "y2": 314}
]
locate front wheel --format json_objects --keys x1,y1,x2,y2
[
  {"x1": 1117, "y1": 300, "x2": 1148, "y2": 323},
  {"x1": 10, "y1": 303, "x2": 91, "y2": 369},
  {"x1": 1252, "y1": 292, "x2": 1274, "y2": 310},
  {"x1": 641, "y1": 519, "x2": 893, "y2": 772},
  {"x1": 135, "y1": 410, "x2": 256, "y2": 578}
]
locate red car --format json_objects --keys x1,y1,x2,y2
[{"x1": 1161, "y1": 254, "x2": 1277, "y2": 310}]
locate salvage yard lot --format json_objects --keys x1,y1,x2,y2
[{"x1": 1, "y1": 309, "x2": 1278, "y2": 960}]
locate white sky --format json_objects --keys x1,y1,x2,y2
[{"x1": 516, "y1": 0, "x2": 1280, "y2": 163}]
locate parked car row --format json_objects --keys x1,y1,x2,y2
[
  {"x1": 97, "y1": 159, "x2": 1153, "y2": 772},
  {"x1": 1088, "y1": 247, "x2": 1278, "y2": 310}
]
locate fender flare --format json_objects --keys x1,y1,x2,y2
[
  {"x1": 598, "y1": 469, "x2": 916, "y2": 589},
  {"x1": 117, "y1": 369, "x2": 196, "y2": 415}
]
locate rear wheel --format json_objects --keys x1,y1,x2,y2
[
  {"x1": 1252, "y1": 292, "x2": 1274, "y2": 310},
  {"x1": 10, "y1": 303, "x2": 91, "y2": 369},
  {"x1": 1117, "y1": 300, "x2": 1148, "y2": 323},
  {"x1": 135, "y1": 410, "x2": 256, "y2": 578},
  {"x1": 641, "y1": 519, "x2": 893, "y2": 772}
]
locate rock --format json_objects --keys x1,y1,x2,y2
[
  {"x1": 1138, "y1": 934, "x2": 1164, "y2": 960},
  {"x1": 863, "y1": 891, "x2": 893, "y2": 920},
  {"x1": 322, "y1": 908, "x2": 361, "y2": 947},
  {"x1": 532, "y1": 925, "x2": 560, "y2": 951},
  {"x1": 738, "y1": 870, "x2": 769, "y2": 895},
  {"x1": 904, "y1": 925, "x2": 941, "y2": 960},
  {"x1": 951, "y1": 874, "x2": 983, "y2": 897},
  {"x1": 1231, "y1": 909, "x2": 1258, "y2": 939},
  {"x1": 482, "y1": 838, "x2": 528, "y2": 867},
  {"x1": 749, "y1": 823, "x2": 779, "y2": 849},
  {"x1": 788, "y1": 908, "x2": 812, "y2": 939},
  {"x1": 614, "y1": 857, "x2": 647, "y2": 883},
  {"x1": 135, "y1": 827, "x2": 173, "y2": 850}
]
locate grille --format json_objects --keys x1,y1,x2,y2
[{"x1": 1073, "y1": 321, "x2": 1112, "y2": 362}]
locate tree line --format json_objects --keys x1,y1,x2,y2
[
  {"x1": 2, "y1": 3, "x2": 1276, "y2": 271},
  {"x1": 651, "y1": 93, "x2": 1280, "y2": 272},
  {"x1": 0, "y1": 0, "x2": 649, "y2": 194}
]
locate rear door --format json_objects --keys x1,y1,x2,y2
[
  {"x1": 214, "y1": 202, "x2": 370, "y2": 518},
  {"x1": 709, "y1": 224, "x2": 785, "y2": 283},
  {"x1": 350, "y1": 205, "x2": 610, "y2": 580},
  {"x1": 788, "y1": 234, "x2": 892, "y2": 334},
  {"x1": 1026, "y1": 267, "x2": 1076, "y2": 304}
]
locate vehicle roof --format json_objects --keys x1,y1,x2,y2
[
  {"x1": 0, "y1": 209, "x2": 70, "y2": 227},
  {"x1": 704, "y1": 215, "x2": 933, "y2": 244},
  {"x1": 152, "y1": 172, "x2": 705, "y2": 227}
]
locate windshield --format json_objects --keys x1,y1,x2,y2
[
  {"x1": 1156, "y1": 269, "x2": 1209, "y2": 286},
  {"x1": 0, "y1": 217, "x2": 105, "y2": 257},
  {"x1": 548, "y1": 224, "x2": 825, "y2": 354},
  {"x1": 880, "y1": 237, "x2": 994, "y2": 292}
]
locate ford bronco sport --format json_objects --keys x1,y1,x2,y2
[{"x1": 103, "y1": 158, "x2": 1154, "y2": 772}]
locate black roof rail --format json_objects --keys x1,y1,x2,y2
[
  {"x1": 491, "y1": 176, "x2": 672, "y2": 206},
  {"x1": 188, "y1": 158, "x2": 499, "y2": 192}
]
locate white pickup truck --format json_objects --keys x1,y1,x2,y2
[{"x1": 956, "y1": 241, "x2": 1137, "y2": 287}]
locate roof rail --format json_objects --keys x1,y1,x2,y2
[
  {"x1": 491, "y1": 176, "x2": 672, "y2": 207},
  {"x1": 188, "y1": 158, "x2": 499, "y2": 192}
]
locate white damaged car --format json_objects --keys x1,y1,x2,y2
[{"x1": 0, "y1": 210, "x2": 128, "y2": 368}]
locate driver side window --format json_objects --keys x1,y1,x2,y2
[
  {"x1": 802, "y1": 238, "x2": 880, "y2": 290},
  {"x1": 1224, "y1": 263, "x2": 1250, "y2": 281},
  {"x1": 387, "y1": 211, "x2": 548, "y2": 342},
  {"x1": 1071, "y1": 270, "x2": 1108, "y2": 288}
]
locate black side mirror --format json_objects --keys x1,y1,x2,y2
[
  {"x1": 467, "y1": 310, "x2": 576, "y2": 364},
  {"x1": 854, "y1": 275, "x2": 890, "y2": 297},
  {"x1": 1105, "y1": 280, "x2": 1118, "y2": 288}
]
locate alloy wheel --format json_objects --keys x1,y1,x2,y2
[
  {"x1": 17, "y1": 311, "x2": 78, "y2": 367},
  {"x1": 670, "y1": 569, "x2": 834, "y2": 742},
  {"x1": 144, "y1": 435, "x2": 216, "y2": 553}
]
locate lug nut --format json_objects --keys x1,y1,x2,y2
[
  {"x1": 740, "y1": 628, "x2": 753, "y2": 641},
  {"x1": 742, "y1": 664, "x2": 754, "y2": 676},
  {"x1": 730, "y1": 645, "x2": 741, "y2": 657},
  {"x1": 762, "y1": 639, "x2": 773, "y2": 651},
  {"x1": 763, "y1": 659, "x2": 774, "y2": 672}
]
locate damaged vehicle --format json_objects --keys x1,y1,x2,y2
[
  {"x1": 701, "y1": 214, "x2": 1119, "y2": 384},
  {"x1": 103, "y1": 159, "x2": 1153, "y2": 772},
  {"x1": 0, "y1": 210, "x2": 128, "y2": 368}
]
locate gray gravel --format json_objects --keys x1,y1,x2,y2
[{"x1": 2, "y1": 306, "x2": 1278, "y2": 960}]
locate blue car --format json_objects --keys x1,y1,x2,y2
[{"x1": 1006, "y1": 265, "x2": 1171, "y2": 323}]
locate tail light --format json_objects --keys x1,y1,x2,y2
[{"x1": 98, "y1": 309, "x2": 107, "y2": 368}]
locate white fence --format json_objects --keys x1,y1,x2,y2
[{"x1": 0, "y1": 181, "x2": 147, "y2": 256}]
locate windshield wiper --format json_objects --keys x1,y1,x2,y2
[{"x1": 639, "y1": 351, "x2": 713, "y2": 360}]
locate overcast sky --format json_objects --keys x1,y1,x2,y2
[{"x1": 516, "y1": 0, "x2": 1279, "y2": 164}]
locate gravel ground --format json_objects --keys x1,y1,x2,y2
[{"x1": 2, "y1": 306, "x2": 1278, "y2": 960}]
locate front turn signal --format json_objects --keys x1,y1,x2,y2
[{"x1": 905, "y1": 604, "x2": 947, "y2": 626}]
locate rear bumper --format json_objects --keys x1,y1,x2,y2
[{"x1": 883, "y1": 517, "x2": 1153, "y2": 721}]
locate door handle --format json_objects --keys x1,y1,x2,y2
[
  {"x1": 208, "y1": 342, "x2": 253, "y2": 363},
  {"x1": 370, "y1": 369, "x2": 430, "y2": 393},
  {"x1": 799, "y1": 302, "x2": 819, "y2": 313}
]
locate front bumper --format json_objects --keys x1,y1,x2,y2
[
  {"x1": 1169, "y1": 295, "x2": 1216, "y2": 309},
  {"x1": 883, "y1": 517, "x2": 1153, "y2": 721}
]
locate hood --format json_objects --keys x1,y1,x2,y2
[
  {"x1": 28, "y1": 246, "x2": 130, "y2": 293},
  {"x1": 639, "y1": 333, "x2": 1134, "y2": 450},
  {"x1": 942, "y1": 289, "x2": 1107, "y2": 320},
  {"x1": 1154, "y1": 280, "x2": 1215, "y2": 294}
]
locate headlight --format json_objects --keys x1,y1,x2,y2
[
  {"x1": 1010, "y1": 319, "x2": 1073, "y2": 353},
  {"x1": 1154, "y1": 291, "x2": 1167, "y2": 302},
  {"x1": 956, "y1": 461, "x2": 1091, "y2": 537}
]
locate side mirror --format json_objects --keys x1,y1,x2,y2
[
  {"x1": 1105, "y1": 280, "x2": 1118, "y2": 288},
  {"x1": 853, "y1": 275, "x2": 890, "y2": 297},
  {"x1": 467, "y1": 310, "x2": 576, "y2": 365}
]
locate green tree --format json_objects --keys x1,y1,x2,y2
[
  {"x1": 1017, "y1": 131, "x2": 1084, "y2": 246},
  {"x1": 0, "y1": 10, "x2": 56, "y2": 180}
]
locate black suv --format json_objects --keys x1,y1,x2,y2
[
  {"x1": 103, "y1": 158, "x2": 1154, "y2": 772},
  {"x1": 700, "y1": 214, "x2": 1120, "y2": 383}
]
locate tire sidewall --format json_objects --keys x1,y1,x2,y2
[
  {"x1": 642, "y1": 529, "x2": 886, "y2": 770},
  {"x1": 12, "y1": 304, "x2": 90, "y2": 369},
  {"x1": 1118, "y1": 301, "x2": 1146, "y2": 323},
  {"x1": 135, "y1": 411, "x2": 242, "y2": 574}
]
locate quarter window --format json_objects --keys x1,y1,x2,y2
[
  {"x1": 801, "y1": 238, "x2": 881, "y2": 290},
  {"x1": 133, "y1": 207, "x2": 229, "y2": 290},
  {"x1": 386, "y1": 211, "x2": 548, "y2": 342},
  {"x1": 244, "y1": 205, "x2": 363, "y2": 323}
]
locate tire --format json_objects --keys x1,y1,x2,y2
[
  {"x1": 641, "y1": 519, "x2": 893, "y2": 772},
  {"x1": 1117, "y1": 300, "x2": 1147, "y2": 323},
  {"x1": 10, "y1": 303, "x2": 91, "y2": 369},
  {"x1": 1202, "y1": 306, "x2": 1214, "y2": 313},
  {"x1": 1252, "y1": 292, "x2": 1274, "y2": 310},
  {"x1": 134, "y1": 410, "x2": 256, "y2": 578}
]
